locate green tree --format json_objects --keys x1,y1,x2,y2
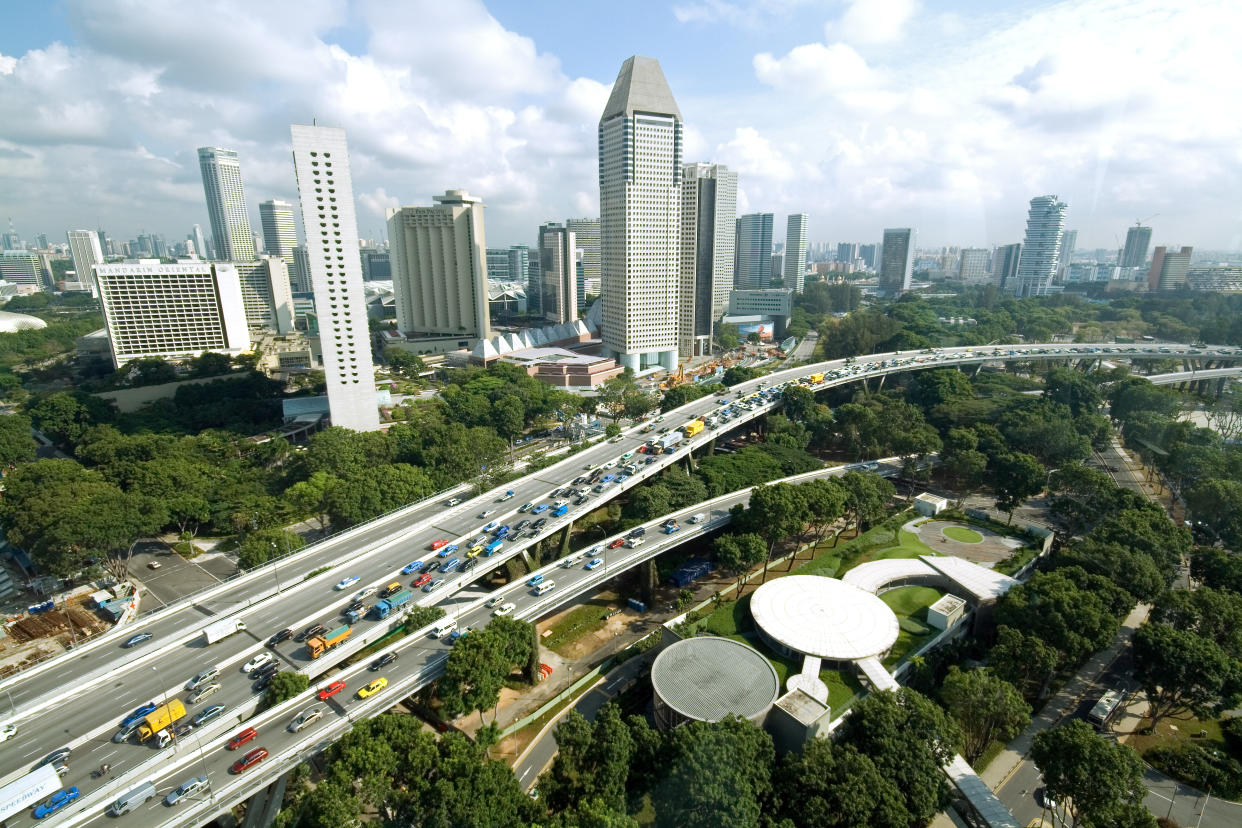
[
  {"x1": 838, "y1": 471, "x2": 895, "y2": 538},
  {"x1": 1191, "y1": 547, "x2": 1242, "y2": 595},
  {"x1": 324, "y1": 463, "x2": 436, "y2": 528},
  {"x1": 1030, "y1": 720, "x2": 1150, "y2": 828},
  {"x1": 721, "y1": 366, "x2": 759, "y2": 387},
  {"x1": 605, "y1": 422, "x2": 622, "y2": 439},
  {"x1": 0, "y1": 413, "x2": 37, "y2": 469},
  {"x1": 994, "y1": 568, "x2": 1126, "y2": 669},
  {"x1": 284, "y1": 471, "x2": 341, "y2": 532},
  {"x1": 939, "y1": 666, "x2": 1031, "y2": 764},
  {"x1": 191, "y1": 351, "x2": 233, "y2": 378},
  {"x1": 491, "y1": 394, "x2": 527, "y2": 444},
  {"x1": 439, "y1": 618, "x2": 534, "y2": 724},
  {"x1": 716, "y1": 323, "x2": 740, "y2": 351},
  {"x1": 384, "y1": 346, "x2": 426, "y2": 376},
  {"x1": 1043, "y1": 366, "x2": 1103, "y2": 417},
  {"x1": 1185, "y1": 479, "x2": 1242, "y2": 550},
  {"x1": 989, "y1": 625, "x2": 1060, "y2": 702},
  {"x1": 541, "y1": 704, "x2": 634, "y2": 816},
  {"x1": 1133, "y1": 622, "x2": 1242, "y2": 729},
  {"x1": 745, "y1": 482, "x2": 808, "y2": 563},
  {"x1": 801, "y1": 477, "x2": 847, "y2": 544},
  {"x1": 712, "y1": 532, "x2": 767, "y2": 595},
  {"x1": 651, "y1": 716, "x2": 774, "y2": 828},
  {"x1": 262, "y1": 671, "x2": 309, "y2": 709},
  {"x1": 990, "y1": 450, "x2": 1045, "y2": 523},
  {"x1": 907, "y1": 368, "x2": 974, "y2": 410},
  {"x1": 237, "y1": 528, "x2": 306, "y2": 570},
  {"x1": 772, "y1": 739, "x2": 907, "y2": 828},
  {"x1": 660, "y1": 384, "x2": 709, "y2": 413}
]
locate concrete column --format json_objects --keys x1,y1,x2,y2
[{"x1": 659, "y1": 349, "x2": 677, "y2": 372}]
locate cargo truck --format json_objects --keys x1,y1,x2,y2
[
  {"x1": 373, "y1": 589, "x2": 412, "y2": 620},
  {"x1": 137, "y1": 700, "x2": 186, "y2": 742},
  {"x1": 655, "y1": 432, "x2": 683, "y2": 453},
  {"x1": 683, "y1": 420, "x2": 705, "y2": 437},
  {"x1": 484, "y1": 538, "x2": 504, "y2": 556},
  {"x1": 808, "y1": 373, "x2": 824, "y2": 384},
  {"x1": 202, "y1": 618, "x2": 247, "y2": 645},
  {"x1": 307, "y1": 625, "x2": 352, "y2": 658}
]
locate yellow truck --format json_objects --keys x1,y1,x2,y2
[
  {"x1": 137, "y1": 699, "x2": 186, "y2": 742},
  {"x1": 808, "y1": 373, "x2": 824, "y2": 384},
  {"x1": 308, "y1": 624, "x2": 353, "y2": 659},
  {"x1": 684, "y1": 420, "x2": 705, "y2": 438}
]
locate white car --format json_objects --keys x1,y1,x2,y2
[
  {"x1": 0, "y1": 723, "x2": 15, "y2": 742},
  {"x1": 164, "y1": 775, "x2": 209, "y2": 806},
  {"x1": 485, "y1": 595, "x2": 506, "y2": 608},
  {"x1": 493, "y1": 602, "x2": 516, "y2": 617},
  {"x1": 242, "y1": 652, "x2": 275, "y2": 674},
  {"x1": 353, "y1": 586, "x2": 378, "y2": 602},
  {"x1": 334, "y1": 576, "x2": 360, "y2": 591},
  {"x1": 288, "y1": 706, "x2": 323, "y2": 733}
]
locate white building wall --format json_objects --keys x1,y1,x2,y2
[
  {"x1": 66, "y1": 229, "x2": 104, "y2": 296},
  {"x1": 784, "y1": 213, "x2": 808, "y2": 293},
  {"x1": 197, "y1": 147, "x2": 254, "y2": 262}
]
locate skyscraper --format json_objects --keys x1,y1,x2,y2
[
  {"x1": 0, "y1": 251, "x2": 42, "y2": 290},
  {"x1": 565, "y1": 218, "x2": 600, "y2": 300},
  {"x1": 198, "y1": 147, "x2": 254, "y2": 262},
  {"x1": 783, "y1": 213, "x2": 808, "y2": 293},
  {"x1": 387, "y1": 190, "x2": 491, "y2": 341},
  {"x1": 1013, "y1": 195, "x2": 1067, "y2": 297},
  {"x1": 1059, "y1": 229, "x2": 1077, "y2": 272},
  {"x1": 507, "y1": 246, "x2": 532, "y2": 303},
  {"x1": 1121, "y1": 224, "x2": 1153, "y2": 268},
  {"x1": 537, "y1": 222, "x2": 578, "y2": 324},
  {"x1": 1148, "y1": 246, "x2": 1193, "y2": 291},
  {"x1": 289, "y1": 124, "x2": 380, "y2": 432},
  {"x1": 994, "y1": 243, "x2": 1022, "y2": 288},
  {"x1": 734, "y1": 213, "x2": 774, "y2": 290},
  {"x1": 291, "y1": 246, "x2": 312, "y2": 293},
  {"x1": 879, "y1": 228, "x2": 915, "y2": 296},
  {"x1": 190, "y1": 225, "x2": 207, "y2": 260},
  {"x1": 259, "y1": 199, "x2": 297, "y2": 269},
  {"x1": 66, "y1": 229, "x2": 105, "y2": 295},
  {"x1": 859, "y1": 243, "x2": 878, "y2": 270},
  {"x1": 837, "y1": 242, "x2": 859, "y2": 265},
  {"x1": 680, "y1": 162, "x2": 737, "y2": 358},
  {"x1": 225, "y1": 257, "x2": 295, "y2": 333},
  {"x1": 958, "y1": 248, "x2": 989, "y2": 283},
  {"x1": 486, "y1": 249, "x2": 511, "y2": 281},
  {"x1": 599, "y1": 56, "x2": 683, "y2": 372}
]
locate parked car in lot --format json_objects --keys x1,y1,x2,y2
[
  {"x1": 230, "y1": 747, "x2": 268, "y2": 774},
  {"x1": 316, "y1": 681, "x2": 346, "y2": 701}
]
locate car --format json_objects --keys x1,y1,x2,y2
[
  {"x1": 467, "y1": 545, "x2": 484, "y2": 558},
  {"x1": 122, "y1": 632, "x2": 153, "y2": 648},
  {"x1": 440, "y1": 559, "x2": 461, "y2": 574},
  {"x1": 485, "y1": 595, "x2": 506, "y2": 608},
  {"x1": 477, "y1": 510, "x2": 495, "y2": 519},
  {"x1": 664, "y1": 523, "x2": 680, "y2": 534},
  {"x1": 43, "y1": 757, "x2": 69, "y2": 777},
  {"x1": 289, "y1": 706, "x2": 323, "y2": 732},
  {"x1": 688, "y1": 513, "x2": 706, "y2": 524},
  {"x1": 609, "y1": 538, "x2": 626, "y2": 549},
  {"x1": 601, "y1": 474, "x2": 616, "y2": 483},
  {"x1": 559, "y1": 557, "x2": 577, "y2": 568},
  {"x1": 357, "y1": 678, "x2": 388, "y2": 699},
  {"x1": 602, "y1": 460, "x2": 616, "y2": 469},
  {"x1": 242, "y1": 652, "x2": 276, "y2": 673},
  {"x1": 616, "y1": 473, "x2": 630, "y2": 483},
  {"x1": 514, "y1": 519, "x2": 531, "y2": 532},
  {"x1": 482, "y1": 521, "x2": 497, "y2": 532},
  {"x1": 610, "y1": 434, "x2": 625, "y2": 443},
  {"x1": 192, "y1": 704, "x2": 227, "y2": 727},
  {"x1": 644, "y1": 456, "x2": 657, "y2": 465},
  {"x1": 527, "y1": 574, "x2": 545, "y2": 586},
  {"x1": 448, "y1": 626, "x2": 473, "y2": 643},
  {"x1": 353, "y1": 586, "x2": 377, "y2": 602},
  {"x1": 164, "y1": 776, "x2": 209, "y2": 806},
  {"x1": 252, "y1": 672, "x2": 278, "y2": 693},
  {"x1": 532, "y1": 517, "x2": 548, "y2": 529},
  {"x1": 627, "y1": 527, "x2": 647, "y2": 538},
  {"x1": 425, "y1": 560, "x2": 442, "y2": 573},
  {"x1": 494, "y1": 525, "x2": 509, "y2": 537},
  {"x1": 230, "y1": 747, "x2": 268, "y2": 774},
  {"x1": 334, "y1": 576, "x2": 360, "y2": 591},
  {"x1": 186, "y1": 668, "x2": 219, "y2": 691},
  {"x1": 437, "y1": 543, "x2": 459, "y2": 558},
  {"x1": 227, "y1": 727, "x2": 258, "y2": 750},
  {"x1": 295, "y1": 623, "x2": 325, "y2": 643},
  {"x1": 470, "y1": 534, "x2": 490, "y2": 547},
  {"x1": 498, "y1": 490, "x2": 515, "y2": 501},
  {"x1": 412, "y1": 572, "x2": 433, "y2": 588},
  {"x1": 188, "y1": 683, "x2": 221, "y2": 704},
  {"x1": 586, "y1": 544, "x2": 604, "y2": 557},
  {"x1": 446, "y1": 497, "x2": 462, "y2": 506},
  {"x1": 593, "y1": 484, "x2": 608, "y2": 493},
  {"x1": 147, "y1": 561, "x2": 162, "y2": 570},
  {"x1": 493, "y1": 602, "x2": 516, "y2": 617},
  {"x1": 33, "y1": 787, "x2": 80, "y2": 819},
  {"x1": 519, "y1": 501, "x2": 534, "y2": 512},
  {"x1": 401, "y1": 560, "x2": 425, "y2": 575},
  {"x1": 268, "y1": 628, "x2": 293, "y2": 647},
  {"x1": 574, "y1": 495, "x2": 588, "y2": 506},
  {"x1": 0, "y1": 723, "x2": 16, "y2": 742},
  {"x1": 621, "y1": 451, "x2": 634, "y2": 460},
  {"x1": 572, "y1": 476, "x2": 587, "y2": 485},
  {"x1": 251, "y1": 661, "x2": 279, "y2": 681},
  {"x1": 532, "y1": 503, "x2": 549, "y2": 514},
  {"x1": 172, "y1": 721, "x2": 195, "y2": 738},
  {"x1": 423, "y1": 578, "x2": 446, "y2": 593},
  {"x1": 370, "y1": 652, "x2": 398, "y2": 671},
  {"x1": 585, "y1": 558, "x2": 604, "y2": 571},
  {"x1": 341, "y1": 600, "x2": 365, "y2": 617},
  {"x1": 317, "y1": 681, "x2": 347, "y2": 701},
  {"x1": 121, "y1": 701, "x2": 158, "y2": 728},
  {"x1": 430, "y1": 539, "x2": 449, "y2": 551}
]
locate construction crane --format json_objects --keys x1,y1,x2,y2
[{"x1": 1134, "y1": 214, "x2": 1158, "y2": 227}]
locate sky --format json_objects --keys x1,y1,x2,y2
[{"x1": 1, "y1": 0, "x2": 1239, "y2": 253}]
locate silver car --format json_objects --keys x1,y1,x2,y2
[
  {"x1": 165, "y1": 775, "x2": 209, "y2": 806},
  {"x1": 289, "y1": 706, "x2": 323, "y2": 733}
]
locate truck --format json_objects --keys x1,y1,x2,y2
[
  {"x1": 484, "y1": 538, "x2": 504, "y2": 556},
  {"x1": 683, "y1": 419, "x2": 705, "y2": 438},
  {"x1": 202, "y1": 617, "x2": 247, "y2": 645},
  {"x1": 372, "y1": 589, "x2": 412, "y2": 620},
  {"x1": 655, "y1": 432, "x2": 683, "y2": 453},
  {"x1": 552, "y1": 504, "x2": 569, "y2": 517},
  {"x1": 307, "y1": 625, "x2": 353, "y2": 659},
  {"x1": 808, "y1": 372, "x2": 824, "y2": 384},
  {"x1": 137, "y1": 700, "x2": 186, "y2": 742}
]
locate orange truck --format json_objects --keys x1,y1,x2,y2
[{"x1": 308, "y1": 625, "x2": 352, "y2": 658}]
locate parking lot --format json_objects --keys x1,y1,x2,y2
[{"x1": 126, "y1": 540, "x2": 224, "y2": 610}]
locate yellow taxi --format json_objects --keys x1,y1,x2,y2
[{"x1": 357, "y1": 678, "x2": 388, "y2": 699}]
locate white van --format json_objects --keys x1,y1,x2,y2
[
  {"x1": 109, "y1": 780, "x2": 157, "y2": 816},
  {"x1": 532, "y1": 580, "x2": 556, "y2": 596},
  {"x1": 430, "y1": 618, "x2": 457, "y2": 639}
]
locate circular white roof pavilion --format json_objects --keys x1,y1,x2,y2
[{"x1": 750, "y1": 575, "x2": 899, "y2": 662}]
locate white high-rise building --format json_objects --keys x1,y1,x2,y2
[
  {"x1": 190, "y1": 225, "x2": 207, "y2": 260},
  {"x1": 538, "y1": 222, "x2": 577, "y2": 324},
  {"x1": 387, "y1": 190, "x2": 491, "y2": 341},
  {"x1": 291, "y1": 246, "x2": 312, "y2": 293},
  {"x1": 66, "y1": 229, "x2": 105, "y2": 295},
  {"x1": 224, "y1": 257, "x2": 295, "y2": 333},
  {"x1": 197, "y1": 147, "x2": 254, "y2": 262},
  {"x1": 0, "y1": 251, "x2": 43, "y2": 290},
  {"x1": 259, "y1": 200, "x2": 297, "y2": 269},
  {"x1": 566, "y1": 217, "x2": 600, "y2": 306},
  {"x1": 289, "y1": 124, "x2": 380, "y2": 432},
  {"x1": 1014, "y1": 195, "x2": 1067, "y2": 297},
  {"x1": 95, "y1": 260, "x2": 250, "y2": 368},
  {"x1": 680, "y1": 162, "x2": 737, "y2": 358},
  {"x1": 879, "y1": 228, "x2": 916, "y2": 296},
  {"x1": 734, "y1": 213, "x2": 774, "y2": 290},
  {"x1": 599, "y1": 56, "x2": 683, "y2": 372},
  {"x1": 958, "y1": 248, "x2": 989, "y2": 284},
  {"x1": 783, "y1": 213, "x2": 808, "y2": 293}
]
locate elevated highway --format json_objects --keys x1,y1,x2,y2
[{"x1": 2, "y1": 341, "x2": 1237, "y2": 825}]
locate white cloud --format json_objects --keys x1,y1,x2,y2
[
  {"x1": 673, "y1": 0, "x2": 816, "y2": 27},
  {"x1": 358, "y1": 187, "x2": 401, "y2": 218},
  {"x1": 0, "y1": 54, "x2": 16, "y2": 75},
  {"x1": 754, "y1": 42, "x2": 876, "y2": 95},
  {"x1": 828, "y1": 0, "x2": 919, "y2": 45}
]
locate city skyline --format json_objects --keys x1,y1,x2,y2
[{"x1": 1, "y1": 0, "x2": 1238, "y2": 252}]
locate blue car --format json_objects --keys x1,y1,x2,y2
[
  {"x1": 527, "y1": 574, "x2": 544, "y2": 587},
  {"x1": 122, "y1": 632, "x2": 153, "y2": 648},
  {"x1": 438, "y1": 543, "x2": 459, "y2": 558},
  {"x1": 121, "y1": 701, "x2": 158, "y2": 729},
  {"x1": 601, "y1": 474, "x2": 616, "y2": 483},
  {"x1": 585, "y1": 558, "x2": 603, "y2": 571},
  {"x1": 616, "y1": 473, "x2": 630, "y2": 483},
  {"x1": 532, "y1": 504, "x2": 550, "y2": 514},
  {"x1": 33, "y1": 787, "x2": 80, "y2": 819},
  {"x1": 401, "y1": 560, "x2": 424, "y2": 575},
  {"x1": 482, "y1": 521, "x2": 498, "y2": 533},
  {"x1": 441, "y1": 558, "x2": 462, "y2": 574},
  {"x1": 494, "y1": 525, "x2": 510, "y2": 537}
]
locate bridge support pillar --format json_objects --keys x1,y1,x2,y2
[
  {"x1": 704, "y1": 437, "x2": 716, "y2": 456},
  {"x1": 559, "y1": 523, "x2": 573, "y2": 557},
  {"x1": 876, "y1": 373, "x2": 886, "y2": 392},
  {"x1": 641, "y1": 560, "x2": 658, "y2": 605}
]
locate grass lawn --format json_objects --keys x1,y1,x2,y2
[
  {"x1": 942, "y1": 525, "x2": 983, "y2": 543},
  {"x1": 1126, "y1": 711, "x2": 1226, "y2": 756},
  {"x1": 879, "y1": 586, "x2": 942, "y2": 668},
  {"x1": 796, "y1": 510, "x2": 937, "y2": 578},
  {"x1": 542, "y1": 595, "x2": 617, "y2": 656}
]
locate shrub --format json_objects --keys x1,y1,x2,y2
[{"x1": 1145, "y1": 742, "x2": 1242, "y2": 799}]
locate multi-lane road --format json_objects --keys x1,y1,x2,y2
[{"x1": 1, "y1": 341, "x2": 1235, "y2": 825}]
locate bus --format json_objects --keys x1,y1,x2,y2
[{"x1": 1087, "y1": 686, "x2": 1127, "y2": 730}]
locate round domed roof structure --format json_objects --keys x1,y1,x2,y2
[
  {"x1": 0, "y1": 310, "x2": 47, "y2": 334},
  {"x1": 750, "y1": 575, "x2": 899, "y2": 662},
  {"x1": 651, "y1": 636, "x2": 779, "y2": 726}
]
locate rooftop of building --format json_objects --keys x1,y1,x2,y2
[
  {"x1": 651, "y1": 636, "x2": 780, "y2": 722},
  {"x1": 0, "y1": 310, "x2": 47, "y2": 333},
  {"x1": 601, "y1": 55, "x2": 681, "y2": 122},
  {"x1": 498, "y1": 347, "x2": 610, "y2": 367},
  {"x1": 750, "y1": 575, "x2": 899, "y2": 661}
]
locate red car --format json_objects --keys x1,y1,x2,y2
[
  {"x1": 412, "y1": 572, "x2": 433, "y2": 588},
  {"x1": 227, "y1": 727, "x2": 258, "y2": 751},
  {"x1": 608, "y1": 538, "x2": 626, "y2": 549},
  {"x1": 429, "y1": 539, "x2": 448, "y2": 551},
  {"x1": 316, "y1": 680, "x2": 346, "y2": 701},
  {"x1": 637, "y1": 445, "x2": 648, "y2": 453},
  {"x1": 230, "y1": 747, "x2": 268, "y2": 774}
]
